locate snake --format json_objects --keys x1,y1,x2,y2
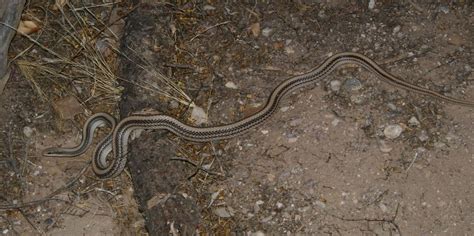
[
  {"x1": 43, "y1": 52, "x2": 474, "y2": 179},
  {"x1": 42, "y1": 113, "x2": 116, "y2": 157}
]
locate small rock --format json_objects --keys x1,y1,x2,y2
[
  {"x1": 251, "y1": 231, "x2": 265, "y2": 236},
  {"x1": 386, "y1": 103, "x2": 399, "y2": 112},
  {"x1": 330, "y1": 80, "x2": 342, "y2": 92},
  {"x1": 214, "y1": 207, "x2": 233, "y2": 218},
  {"x1": 288, "y1": 137, "x2": 298, "y2": 143},
  {"x1": 331, "y1": 118, "x2": 341, "y2": 126},
  {"x1": 314, "y1": 200, "x2": 326, "y2": 208},
  {"x1": 379, "y1": 203, "x2": 388, "y2": 213},
  {"x1": 384, "y1": 124, "x2": 403, "y2": 139},
  {"x1": 350, "y1": 94, "x2": 365, "y2": 105},
  {"x1": 191, "y1": 105, "x2": 208, "y2": 125},
  {"x1": 284, "y1": 46, "x2": 295, "y2": 55},
  {"x1": 249, "y1": 22, "x2": 260, "y2": 37},
  {"x1": 408, "y1": 116, "x2": 420, "y2": 127},
  {"x1": 434, "y1": 141, "x2": 447, "y2": 149},
  {"x1": 23, "y1": 126, "x2": 34, "y2": 138},
  {"x1": 280, "y1": 106, "x2": 290, "y2": 112},
  {"x1": 53, "y1": 96, "x2": 83, "y2": 120},
  {"x1": 289, "y1": 118, "x2": 303, "y2": 127},
  {"x1": 418, "y1": 130, "x2": 429, "y2": 142},
  {"x1": 368, "y1": 0, "x2": 376, "y2": 9},
  {"x1": 254, "y1": 200, "x2": 264, "y2": 213},
  {"x1": 261, "y1": 130, "x2": 269, "y2": 135},
  {"x1": 225, "y1": 81, "x2": 238, "y2": 89},
  {"x1": 438, "y1": 5, "x2": 449, "y2": 14},
  {"x1": 203, "y1": 5, "x2": 216, "y2": 11},
  {"x1": 276, "y1": 202, "x2": 284, "y2": 209},
  {"x1": 392, "y1": 25, "x2": 401, "y2": 34},
  {"x1": 261, "y1": 27, "x2": 273, "y2": 37},
  {"x1": 343, "y1": 78, "x2": 363, "y2": 91},
  {"x1": 378, "y1": 140, "x2": 393, "y2": 153},
  {"x1": 261, "y1": 215, "x2": 273, "y2": 223},
  {"x1": 44, "y1": 218, "x2": 54, "y2": 226},
  {"x1": 465, "y1": 65, "x2": 472, "y2": 72}
]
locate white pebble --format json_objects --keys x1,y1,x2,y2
[
  {"x1": 408, "y1": 116, "x2": 420, "y2": 127},
  {"x1": 213, "y1": 207, "x2": 233, "y2": 218},
  {"x1": 330, "y1": 80, "x2": 341, "y2": 92},
  {"x1": 384, "y1": 124, "x2": 403, "y2": 139},
  {"x1": 262, "y1": 27, "x2": 273, "y2": 37},
  {"x1": 203, "y1": 5, "x2": 216, "y2": 11},
  {"x1": 393, "y1": 25, "x2": 401, "y2": 34},
  {"x1": 288, "y1": 137, "x2": 298, "y2": 143},
  {"x1": 23, "y1": 126, "x2": 34, "y2": 138},
  {"x1": 191, "y1": 105, "x2": 208, "y2": 125},
  {"x1": 225, "y1": 81, "x2": 238, "y2": 89},
  {"x1": 368, "y1": 0, "x2": 376, "y2": 9},
  {"x1": 276, "y1": 202, "x2": 284, "y2": 209}
]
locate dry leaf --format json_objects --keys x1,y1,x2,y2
[
  {"x1": 17, "y1": 21, "x2": 40, "y2": 35},
  {"x1": 53, "y1": 0, "x2": 68, "y2": 10},
  {"x1": 249, "y1": 22, "x2": 260, "y2": 37}
]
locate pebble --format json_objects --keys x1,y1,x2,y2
[
  {"x1": 289, "y1": 118, "x2": 303, "y2": 127},
  {"x1": 261, "y1": 215, "x2": 273, "y2": 223},
  {"x1": 343, "y1": 78, "x2": 363, "y2": 91},
  {"x1": 438, "y1": 5, "x2": 449, "y2": 14},
  {"x1": 314, "y1": 200, "x2": 326, "y2": 209},
  {"x1": 386, "y1": 103, "x2": 398, "y2": 112},
  {"x1": 213, "y1": 207, "x2": 233, "y2": 218},
  {"x1": 368, "y1": 0, "x2": 375, "y2": 9},
  {"x1": 384, "y1": 124, "x2": 403, "y2": 139},
  {"x1": 23, "y1": 126, "x2": 34, "y2": 138},
  {"x1": 249, "y1": 22, "x2": 260, "y2": 37},
  {"x1": 203, "y1": 5, "x2": 216, "y2": 11},
  {"x1": 330, "y1": 80, "x2": 341, "y2": 92},
  {"x1": 225, "y1": 81, "x2": 238, "y2": 89},
  {"x1": 393, "y1": 25, "x2": 401, "y2": 34},
  {"x1": 280, "y1": 106, "x2": 290, "y2": 112},
  {"x1": 262, "y1": 27, "x2": 273, "y2": 37},
  {"x1": 331, "y1": 118, "x2": 341, "y2": 127},
  {"x1": 434, "y1": 141, "x2": 447, "y2": 149},
  {"x1": 276, "y1": 202, "x2": 284, "y2": 209},
  {"x1": 284, "y1": 46, "x2": 295, "y2": 55},
  {"x1": 350, "y1": 94, "x2": 365, "y2": 105},
  {"x1": 191, "y1": 105, "x2": 208, "y2": 125},
  {"x1": 254, "y1": 200, "x2": 264, "y2": 213},
  {"x1": 408, "y1": 116, "x2": 420, "y2": 127},
  {"x1": 251, "y1": 232, "x2": 265, "y2": 236},
  {"x1": 288, "y1": 137, "x2": 299, "y2": 143},
  {"x1": 418, "y1": 130, "x2": 429, "y2": 142}
]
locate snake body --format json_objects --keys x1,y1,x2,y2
[
  {"x1": 44, "y1": 52, "x2": 474, "y2": 179},
  {"x1": 42, "y1": 113, "x2": 116, "y2": 157}
]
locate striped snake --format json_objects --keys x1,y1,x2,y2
[{"x1": 43, "y1": 52, "x2": 474, "y2": 179}]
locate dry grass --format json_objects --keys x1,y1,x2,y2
[{"x1": 12, "y1": 0, "x2": 192, "y2": 112}]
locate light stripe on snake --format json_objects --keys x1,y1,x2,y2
[{"x1": 43, "y1": 52, "x2": 474, "y2": 179}]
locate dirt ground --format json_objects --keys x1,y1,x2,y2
[{"x1": 1, "y1": 0, "x2": 474, "y2": 235}]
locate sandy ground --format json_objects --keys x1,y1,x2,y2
[{"x1": 1, "y1": 0, "x2": 473, "y2": 235}]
